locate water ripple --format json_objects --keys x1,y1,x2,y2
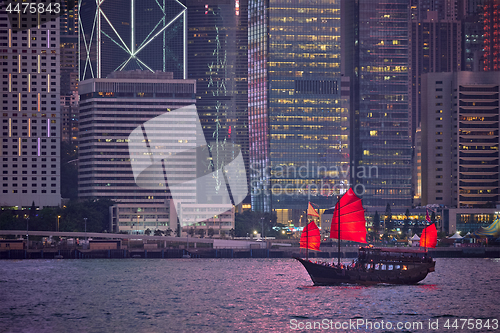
[{"x1": 0, "y1": 258, "x2": 498, "y2": 332}]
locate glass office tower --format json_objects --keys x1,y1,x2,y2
[
  {"x1": 249, "y1": 0, "x2": 349, "y2": 215},
  {"x1": 184, "y1": 0, "x2": 250, "y2": 201},
  {"x1": 79, "y1": 0, "x2": 187, "y2": 80},
  {"x1": 356, "y1": 0, "x2": 412, "y2": 208}
]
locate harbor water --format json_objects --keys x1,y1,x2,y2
[{"x1": 1, "y1": 258, "x2": 499, "y2": 332}]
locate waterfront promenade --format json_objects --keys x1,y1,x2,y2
[{"x1": 1, "y1": 230, "x2": 499, "y2": 259}]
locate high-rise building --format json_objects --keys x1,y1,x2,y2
[
  {"x1": 482, "y1": 0, "x2": 500, "y2": 71},
  {"x1": 60, "y1": 3, "x2": 79, "y2": 145},
  {"x1": 79, "y1": 0, "x2": 187, "y2": 81},
  {"x1": 184, "y1": 0, "x2": 250, "y2": 201},
  {"x1": 421, "y1": 71, "x2": 500, "y2": 208},
  {"x1": 60, "y1": 35, "x2": 79, "y2": 96},
  {"x1": 60, "y1": 33, "x2": 79, "y2": 145},
  {"x1": 60, "y1": 92, "x2": 79, "y2": 144},
  {"x1": 463, "y1": 12, "x2": 485, "y2": 72},
  {"x1": 78, "y1": 70, "x2": 196, "y2": 233},
  {"x1": 61, "y1": 1, "x2": 78, "y2": 36},
  {"x1": 456, "y1": 72, "x2": 499, "y2": 207},
  {"x1": 351, "y1": 0, "x2": 412, "y2": 208},
  {"x1": 248, "y1": 0, "x2": 349, "y2": 219},
  {"x1": 410, "y1": 0, "x2": 462, "y2": 21},
  {"x1": 408, "y1": 7, "x2": 462, "y2": 202},
  {"x1": 409, "y1": 12, "x2": 462, "y2": 143},
  {"x1": 461, "y1": 0, "x2": 500, "y2": 73},
  {"x1": 420, "y1": 72, "x2": 457, "y2": 208},
  {"x1": 0, "y1": 14, "x2": 61, "y2": 208}
]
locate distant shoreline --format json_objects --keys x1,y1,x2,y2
[{"x1": 2, "y1": 246, "x2": 500, "y2": 260}]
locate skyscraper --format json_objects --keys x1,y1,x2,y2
[
  {"x1": 61, "y1": 1, "x2": 79, "y2": 36},
  {"x1": 351, "y1": 0, "x2": 412, "y2": 208},
  {"x1": 249, "y1": 0, "x2": 349, "y2": 219},
  {"x1": 184, "y1": 0, "x2": 250, "y2": 201},
  {"x1": 482, "y1": 0, "x2": 500, "y2": 71},
  {"x1": 409, "y1": 12, "x2": 462, "y2": 144},
  {"x1": 421, "y1": 71, "x2": 500, "y2": 208},
  {"x1": 410, "y1": 0, "x2": 462, "y2": 21},
  {"x1": 78, "y1": 71, "x2": 196, "y2": 233},
  {"x1": 79, "y1": 0, "x2": 187, "y2": 81},
  {"x1": 462, "y1": 2, "x2": 486, "y2": 72},
  {"x1": 0, "y1": 14, "x2": 61, "y2": 208},
  {"x1": 420, "y1": 72, "x2": 456, "y2": 208}
]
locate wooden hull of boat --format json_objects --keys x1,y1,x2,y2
[{"x1": 295, "y1": 258, "x2": 435, "y2": 286}]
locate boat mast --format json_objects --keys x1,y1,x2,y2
[
  {"x1": 337, "y1": 195, "x2": 341, "y2": 266},
  {"x1": 424, "y1": 225, "x2": 428, "y2": 252},
  {"x1": 306, "y1": 209, "x2": 309, "y2": 260}
]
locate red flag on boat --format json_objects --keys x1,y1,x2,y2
[
  {"x1": 419, "y1": 223, "x2": 437, "y2": 248},
  {"x1": 426, "y1": 209, "x2": 431, "y2": 223},
  {"x1": 329, "y1": 188, "x2": 367, "y2": 243},
  {"x1": 307, "y1": 202, "x2": 319, "y2": 218},
  {"x1": 300, "y1": 221, "x2": 321, "y2": 251}
]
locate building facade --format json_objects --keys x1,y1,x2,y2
[
  {"x1": 462, "y1": 6, "x2": 486, "y2": 72},
  {"x1": 184, "y1": 0, "x2": 250, "y2": 201},
  {"x1": 421, "y1": 72, "x2": 457, "y2": 208},
  {"x1": 447, "y1": 207, "x2": 499, "y2": 234},
  {"x1": 79, "y1": 0, "x2": 187, "y2": 81},
  {"x1": 456, "y1": 72, "x2": 499, "y2": 207},
  {"x1": 353, "y1": 0, "x2": 412, "y2": 208},
  {"x1": 180, "y1": 203, "x2": 235, "y2": 237},
  {"x1": 0, "y1": 14, "x2": 61, "y2": 208},
  {"x1": 248, "y1": 0, "x2": 349, "y2": 221},
  {"x1": 482, "y1": 0, "x2": 500, "y2": 71},
  {"x1": 78, "y1": 71, "x2": 196, "y2": 233},
  {"x1": 60, "y1": 91, "x2": 79, "y2": 144},
  {"x1": 421, "y1": 71, "x2": 500, "y2": 209},
  {"x1": 409, "y1": 12, "x2": 462, "y2": 144}
]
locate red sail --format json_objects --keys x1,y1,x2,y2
[
  {"x1": 419, "y1": 223, "x2": 437, "y2": 248},
  {"x1": 329, "y1": 188, "x2": 367, "y2": 243},
  {"x1": 307, "y1": 202, "x2": 319, "y2": 217},
  {"x1": 300, "y1": 221, "x2": 321, "y2": 251}
]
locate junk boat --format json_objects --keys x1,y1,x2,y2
[
  {"x1": 295, "y1": 246, "x2": 435, "y2": 285},
  {"x1": 295, "y1": 188, "x2": 437, "y2": 285}
]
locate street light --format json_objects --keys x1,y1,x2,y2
[{"x1": 57, "y1": 215, "x2": 61, "y2": 232}]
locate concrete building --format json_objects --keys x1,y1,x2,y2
[
  {"x1": 421, "y1": 71, "x2": 500, "y2": 209},
  {"x1": 446, "y1": 207, "x2": 499, "y2": 234},
  {"x1": 409, "y1": 11, "x2": 462, "y2": 145},
  {"x1": 0, "y1": 13, "x2": 62, "y2": 208},
  {"x1": 180, "y1": 203, "x2": 235, "y2": 237},
  {"x1": 60, "y1": 35, "x2": 78, "y2": 96},
  {"x1": 421, "y1": 72, "x2": 457, "y2": 208},
  {"x1": 482, "y1": 0, "x2": 500, "y2": 71},
  {"x1": 78, "y1": 70, "x2": 196, "y2": 233},
  {"x1": 109, "y1": 201, "x2": 175, "y2": 235},
  {"x1": 60, "y1": 91, "x2": 78, "y2": 144},
  {"x1": 456, "y1": 72, "x2": 500, "y2": 207}
]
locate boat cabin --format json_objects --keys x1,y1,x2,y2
[{"x1": 358, "y1": 247, "x2": 433, "y2": 265}]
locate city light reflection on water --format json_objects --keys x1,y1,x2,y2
[{"x1": 0, "y1": 258, "x2": 498, "y2": 332}]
